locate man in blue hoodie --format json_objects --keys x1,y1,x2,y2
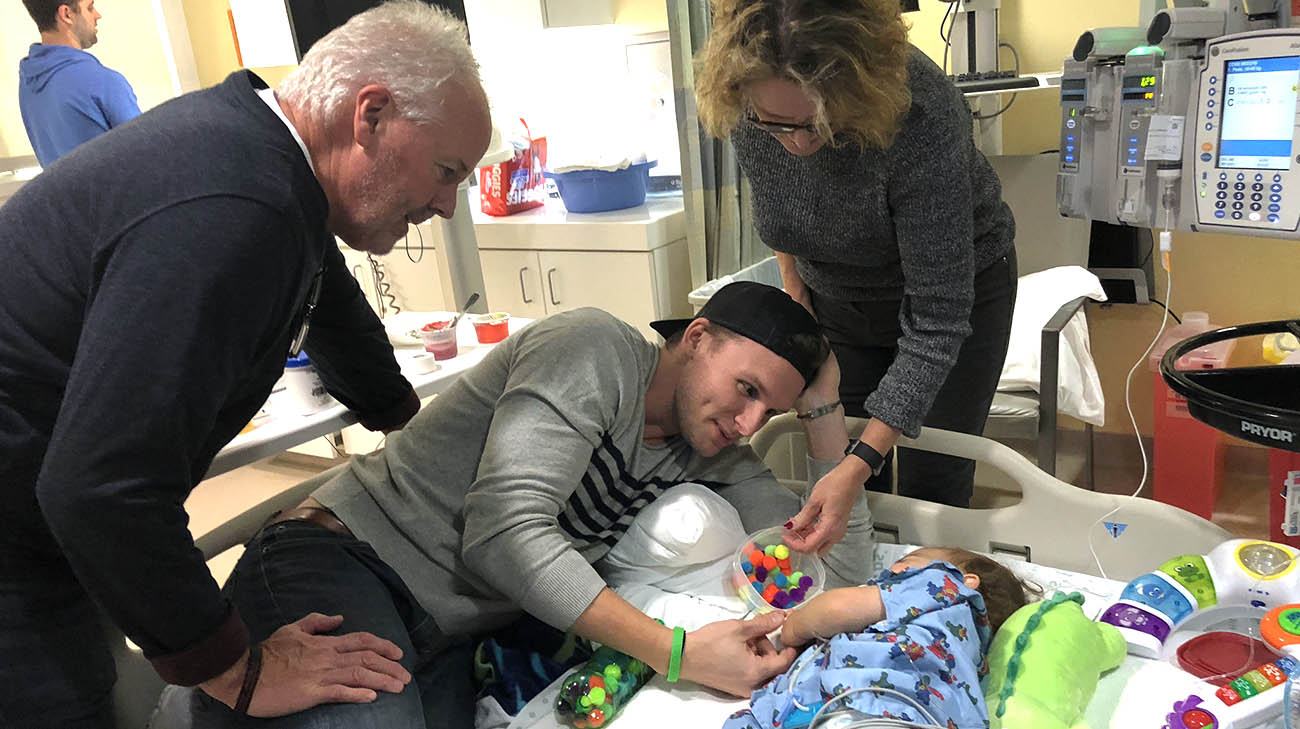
[{"x1": 19, "y1": 0, "x2": 140, "y2": 167}]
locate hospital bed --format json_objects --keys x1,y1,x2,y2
[{"x1": 114, "y1": 417, "x2": 1231, "y2": 728}]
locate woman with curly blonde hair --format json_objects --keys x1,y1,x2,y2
[{"x1": 695, "y1": 0, "x2": 1018, "y2": 534}]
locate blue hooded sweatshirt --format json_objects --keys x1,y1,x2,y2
[{"x1": 19, "y1": 43, "x2": 140, "y2": 167}]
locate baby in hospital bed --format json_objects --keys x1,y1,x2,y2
[{"x1": 722, "y1": 547, "x2": 1037, "y2": 729}]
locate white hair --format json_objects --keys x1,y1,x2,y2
[{"x1": 277, "y1": 0, "x2": 481, "y2": 125}]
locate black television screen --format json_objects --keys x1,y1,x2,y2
[{"x1": 283, "y1": 0, "x2": 469, "y2": 60}]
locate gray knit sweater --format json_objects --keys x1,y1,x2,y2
[{"x1": 733, "y1": 47, "x2": 1015, "y2": 437}]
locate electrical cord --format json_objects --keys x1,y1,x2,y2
[
  {"x1": 1148, "y1": 298, "x2": 1182, "y2": 324},
  {"x1": 941, "y1": 1, "x2": 959, "y2": 74},
  {"x1": 972, "y1": 42, "x2": 1021, "y2": 120},
  {"x1": 366, "y1": 254, "x2": 400, "y2": 318},
  {"x1": 938, "y1": 0, "x2": 955, "y2": 46}
]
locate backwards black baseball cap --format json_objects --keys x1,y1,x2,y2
[{"x1": 650, "y1": 281, "x2": 826, "y2": 386}]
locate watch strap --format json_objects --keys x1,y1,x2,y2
[{"x1": 847, "y1": 439, "x2": 886, "y2": 476}]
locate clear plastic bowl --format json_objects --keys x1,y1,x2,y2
[
  {"x1": 731, "y1": 526, "x2": 825, "y2": 614},
  {"x1": 419, "y1": 323, "x2": 458, "y2": 360}
]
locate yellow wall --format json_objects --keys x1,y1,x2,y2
[
  {"x1": 180, "y1": 0, "x2": 295, "y2": 88},
  {"x1": 0, "y1": 0, "x2": 179, "y2": 158},
  {"x1": 902, "y1": 1, "x2": 1299, "y2": 440}
]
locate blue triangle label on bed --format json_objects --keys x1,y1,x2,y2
[{"x1": 1103, "y1": 521, "x2": 1128, "y2": 538}]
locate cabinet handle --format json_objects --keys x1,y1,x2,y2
[
  {"x1": 546, "y1": 267, "x2": 560, "y2": 306},
  {"x1": 519, "y1": 267, "x2": 533, "y2": 303}
]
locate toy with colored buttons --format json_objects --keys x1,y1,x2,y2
[
  {"x1": 554, "y1": 645, "x2": 653, "y2": 728},
  {"x1": 1156, "y1": 603, "x2": 1300, "y2": 729},
  {"x1": 740, "y1": 542, "x2": 815, "y2": 609}
]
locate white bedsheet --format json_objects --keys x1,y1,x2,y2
[{"x1": 486, "y1": 538, "x2": 1139, "y2": 729}]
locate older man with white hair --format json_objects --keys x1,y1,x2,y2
[{"x1": 0, "y1": 2, "x2": 491, "y2": 727}]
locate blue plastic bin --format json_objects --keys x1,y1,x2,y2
[{"x1": 544, "y1": 160, "x2": 657, "y2": 213}]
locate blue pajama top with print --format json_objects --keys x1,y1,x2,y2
[{"x1": 722, "y1": 562, "x2": 994, "y2": 729}]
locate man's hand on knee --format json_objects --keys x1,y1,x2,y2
[{"x1": 199, "y1": 612, "x2": 412, "y2": 717}]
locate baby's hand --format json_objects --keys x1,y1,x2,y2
[{"x1": 778, "y1": 621, "x2": 811, "y2": 650}]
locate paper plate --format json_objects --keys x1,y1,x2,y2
[{"x1": 383, "y1": 311, "x2": 456, "y2": 348}]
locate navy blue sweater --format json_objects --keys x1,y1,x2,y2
[{"x1": 0, "y1": 71, "x2": 417, "y2": 685}]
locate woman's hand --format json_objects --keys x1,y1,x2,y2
[{"x1": 783, "y1": 457, "x2": 869, "y2": 556}]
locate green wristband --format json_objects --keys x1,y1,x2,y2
[{"x1": 666, "y1": 626, "x2": 685, "y2": 683}]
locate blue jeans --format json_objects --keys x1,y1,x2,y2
[
  {"x1": 0, "y1": 547, "x2": 117, "y2": 728},
  {"x1": 189, "y1": 521, "x2": 476, "y2": 729}
]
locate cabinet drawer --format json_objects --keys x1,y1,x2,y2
[{"x1": 481, "y1": 249, "x2": 548, "y2": 318}]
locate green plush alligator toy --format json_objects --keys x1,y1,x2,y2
[{"x1": 982, "y1": 592, "x2": 1128, "y2": 729}]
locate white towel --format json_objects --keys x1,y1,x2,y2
[{"x1": 999, "y1": 266, "x2": 1109, "y2": 426}]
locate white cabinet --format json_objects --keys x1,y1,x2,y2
[
  {"x1": 480, "y1": 244, "x2": 691, "y2": 335},
  {"x1": 470, "y1": 197, "x2": 693, "y2": 340},
  {"x1": 481, "y1": 249, "x2": 548, "y2": 319}
]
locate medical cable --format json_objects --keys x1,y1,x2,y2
[
  {"x1": 1086, "y1": 231, "x2": 1174, "y2": 580},
  {"x1": 807, "y1": 685, "x2": 941, "y2": 728}
]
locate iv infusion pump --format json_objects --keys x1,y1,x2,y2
[
  {"x1": 1058, "y1": 28, "x2": 1300, "y2": 239},
  {"x1": 1192, "y1": 32, "x2": 1300, "y2": 232}
]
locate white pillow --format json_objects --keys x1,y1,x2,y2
[
  {"x1": 999, "y1": 266, "x2": 1108, "y2": 426},
  {"x1": 596, "y1": 483, "x2": 747, "y2": 597}
]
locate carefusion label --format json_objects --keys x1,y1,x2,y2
[
  {"x1": 1242, "y1": 419, "x2": 1296, "y2": 444},
  {"x1": 1218, "y1": 56, "x2": 1300, "y2": 170}
]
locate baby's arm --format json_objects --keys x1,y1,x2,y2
[{"x1": 779, "y1": 585, "x2": 885, "y2": 648}]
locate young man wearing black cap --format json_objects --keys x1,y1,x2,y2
[{"x1": 189, "y1": 282, "x2": 873, "y2": 727}]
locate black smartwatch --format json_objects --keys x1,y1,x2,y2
[{"x1": 846, "y1": 439, "x2": 886, "y2": 477}]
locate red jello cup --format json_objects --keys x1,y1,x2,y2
[{"x1": 471, "y1": 312, "x2": 510, "y2": 344}]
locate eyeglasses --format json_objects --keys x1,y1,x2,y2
[
  {"x1": 288, "y1": 266, "x2": 325, "y2": 358},
  {"x1": 744, "y1": 111, "x2": 819, "y2": 137}
]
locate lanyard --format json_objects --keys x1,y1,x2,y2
[{"x1": 288, "y1": 266, "x2": 324, "y2": 357}]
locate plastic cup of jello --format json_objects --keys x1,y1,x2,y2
[
  {"x1": 419, "y1": 318, "x2": 458, "y2": 360},
  {"x1": 470, "y1": 312, "x2": 510, "y2": 344}
]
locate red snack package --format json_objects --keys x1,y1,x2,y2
[{"x1": 479, "y1": 119, "x2": 547, "y2": 217}]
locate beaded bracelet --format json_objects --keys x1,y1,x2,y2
[{"x1": 666, "y1": 626, "x2": 685, "y2": 683}]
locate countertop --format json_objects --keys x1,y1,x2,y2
[{"x1": 466, "y1": 193, "x2": 687, "y2": 252}]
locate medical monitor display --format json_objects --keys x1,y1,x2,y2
[
  {"x1": 1218, "y1": 56, "x2": 1300, "y2": 170},
  {"x1": 1121, "y1": 74, "x2": 1156, "y2": 102}
]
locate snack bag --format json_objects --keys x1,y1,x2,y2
[{"x1": 479, "y1": 119, "x2": 547, "y2": 216}]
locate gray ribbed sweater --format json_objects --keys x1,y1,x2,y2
[
  {"x1": 316, "y1": 309, "x2": 798, "y2": 635},
  {"x1": 733, "y1": 47, "x2": 1015, "y2": 437}
]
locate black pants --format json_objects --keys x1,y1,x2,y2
[{"x1": 813, "y1": 249, "x2": 1017, "y2": 508}]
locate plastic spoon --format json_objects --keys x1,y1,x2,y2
[{"x1": 449, "y1": 292, "x2": 480, "y2": 330}]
